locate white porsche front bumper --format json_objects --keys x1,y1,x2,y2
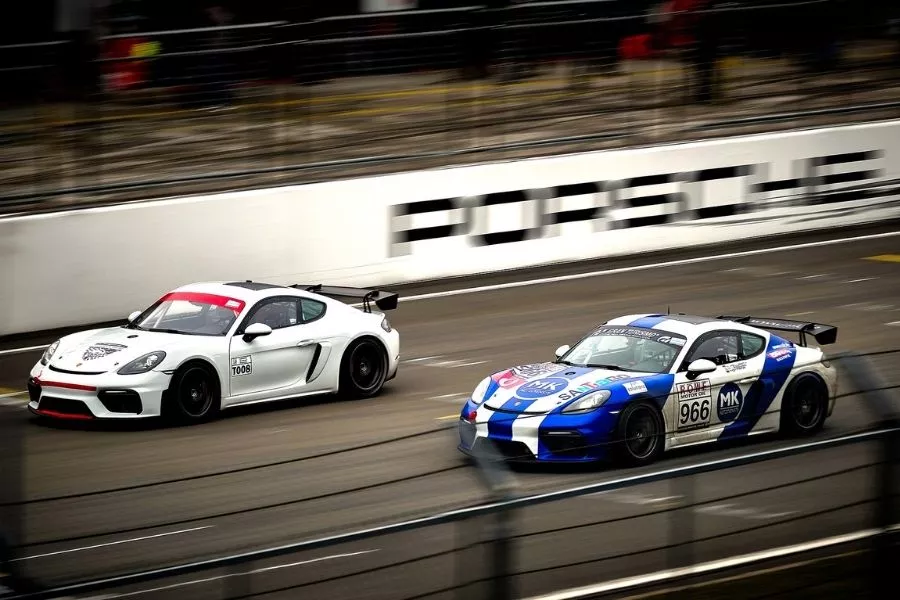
[{"x1": 27, "y1": 362, "x2": 172, "y2": 419}]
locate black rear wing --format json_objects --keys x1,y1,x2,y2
[
  {"x1": 717, "y1": 315, "x2": 837, "y2": 347},
  {"x1": 292, "y1": 284, "x2": 399, "y2": 313}
]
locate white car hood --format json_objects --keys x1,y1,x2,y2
[{"x1": 49, "y1": 327, "x2": 184, "y2": 374}]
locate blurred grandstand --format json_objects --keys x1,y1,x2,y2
[{"x1": 1, "y1": 0, "x2": 899, "y2": 211}]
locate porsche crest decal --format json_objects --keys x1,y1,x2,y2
[{"x1": 82, "y1": 343, "x2": 128, "y2": 361}]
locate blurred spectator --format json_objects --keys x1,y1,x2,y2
[
  {"x1": 199, "y1": 2, "x2": 236, "y2": 108},
  {"x1": 53, "y1": 0, "x2": 110, "y2": 101}
]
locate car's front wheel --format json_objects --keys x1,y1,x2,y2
[
  {"x1": 339, "y1": 337, "x2": 388, "y2": 399},
  {"x1": 164, "y1": 362, "x2": 221, "y2": 424},
  {"x1": 612, "y1": 400, "x2": 664, "y2": 466}
]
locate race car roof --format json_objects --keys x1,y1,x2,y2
[
  {"x1": 604, "y1": 313, "x2": 741, "y2": 337},
  {"x1": 167, "y1": 281, "x2": 300, "y2": 304}
]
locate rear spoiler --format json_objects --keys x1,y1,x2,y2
[
  {"x1": 717, "y1": 315, "x2": 837, "y2": 346},
  {"x1": 292, "y1": 284, "x2": 399, "y2": 313}
]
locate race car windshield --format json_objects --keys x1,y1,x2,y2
[
  {"x1": 128, "y1": 293, "x2": 246, "y2": 336},
  {"x1": 558, "y1": 326, "x2": 687, "y2": 373}
]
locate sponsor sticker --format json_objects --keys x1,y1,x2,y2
[
  {"x1": 517, "y1": 377, "x2": 569, "y2": 399},
  {"x1": 723, "y1": 361, "x2": 748, "y2": 373},
  {"x1": 556, "y1": 373, "x2": 631, "y2": 401},
  {"x1": 513, "y1": 363, "x2": 562, "y2": 379},
  {"x1": 624, "y1": 380, "x2": 648, "y2": 395},
  {"x1": 767, "y1": 348, "x2": 793, "y2": 361},
  {"x1": 231, "y1": 355, "x2": 253, "y2": 377},
  {"x1": 82, "y1": 343, "x2": 127, "y2": 361},
  {"x1": 493, "y1": 369, "x2": 526, "y2": 389},
  {"x1": 676, "y1": 379, "x2": 711, "y2": 401},
  {"x1": 717, "y1": 383, "x2": 743, "y2": 422}
]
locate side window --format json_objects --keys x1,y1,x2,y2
[
  {"x1": 300, "y1": 299, "x2": 326, "y2": 323},
  {"x1": 246, "y1": 298, "x2": 299, "y2": 330},
  {"x1": 740, "y1": 333, "x2": 766, "y2": 359},
  {"x1": 685, "y1": 333, "x2": 741, "y2": 366}
]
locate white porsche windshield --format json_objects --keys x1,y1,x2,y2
[
  {"x1": 559, "y1": 326, "x2": 687, "y2": 373},
  {"x1": 128, "y1": 292, "x2": 247, "y2": 336}
]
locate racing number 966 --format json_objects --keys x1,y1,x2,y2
[{"x1": 679, "y1": 398, "x2": 710, "y2": 429}]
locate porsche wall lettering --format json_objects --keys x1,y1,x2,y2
[{"x1": 389, "y1": 149, "x2": 888, "y2": 256}]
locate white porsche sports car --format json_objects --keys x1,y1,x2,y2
[{"x1": 27, "y1": 281, "x2": 400, "y2": 423}]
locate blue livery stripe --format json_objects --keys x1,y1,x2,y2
[
  {"x1": 628, "y1": 315, "x2": 669, "y2": 328},
  {"x1": 721, "y1": 338, "x2": 796, "y2": 438},
  {"x1": 487, "y1": 397, "x2": 536, "y2": 441}
]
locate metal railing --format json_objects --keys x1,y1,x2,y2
[
  {"x1": 1, "y1": 0, "x2": 899, "y2": 212},
  {"x1": 1, "y1": 350, "x2": 897, "y2": 599}
]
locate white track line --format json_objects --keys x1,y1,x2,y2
[
  {"x1": 1, "y1": 229, "x2": 898, "y2": 357},
  {"x1": 13, "y1": 526, "x2": 214, "y2": 561},
  {"x1": 107, "y1": 550, "x2": 378, "y2": 598},
  {"x1": 523, "y1": 526, "x2": 897, "y2": 600},
  {"x1": 398, "y1": 230, "x2": 900, "y2": 302}
]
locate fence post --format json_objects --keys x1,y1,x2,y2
[
  {"x1": 874, "y1": 422, "x2": 899, "y2": 599},
  {"x1": 667, "y1": 473, "x2": 696, "y2": 586},
  {"x1": 832, "y1": 351, "x2": 900, "y2": 599},
  {"x1": 0, "y1": 405, "x2": 42, "y2": 595},
  {"x1": 470, "y1": 440, "x2": 518, "y2": 600}
]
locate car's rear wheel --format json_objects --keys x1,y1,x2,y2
[
  {"x1": 613, "y1": 400, "x2": 664, "y2": 466},
  {"x1": 780, "y1": 373, "x2": 828, "y2": 436},
  {"x1": 339, "y1": 337, "x2": 387, "y2": 399},
  {"x1": 164, "y1": 362, "x2": 221, "y2": 424}
]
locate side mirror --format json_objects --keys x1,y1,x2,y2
[
  {"x1": 555, "y1": 345, "x2": 571, "y2": 359},
  {"x1": 127, "y1": 311, "x2": 142, "y2": 323},
  {"x1": 243, "y1": 322, "x2": 273, "y2": 342},
  {"x1": 686, "y1": 358, "x2": 717, "y2": 378}
]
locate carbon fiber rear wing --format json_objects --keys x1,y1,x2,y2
[
  {"x1": 717, "y1": 315, "x2": 837, "y2": 347},
  {"x1": 292, "y1": 284, "x2": 399, "y2": 313}
]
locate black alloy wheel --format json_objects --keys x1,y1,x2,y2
[
  {"x1": 167, "y1": 364, "x2": 220, "y2": 424},
  {"x1": 341, "y1": 338, "x2": 387, "y2": 399},
  {"x1": 781, "y1": 374, "x2": 827, "y2": 436},
  {"x1": 614, "y1": 401, "x2": 664, "y2": 466}
]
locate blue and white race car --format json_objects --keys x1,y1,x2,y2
[{"x1": 457, "y1": 313, "x2": 838, "y2": 465}]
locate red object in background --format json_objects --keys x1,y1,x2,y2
[
  {"x1": 618, "y1": 0, "x2": 707, "y2": 60},
  {"x1": 100, "y1": 37, "x2": 152, "y2": 92},
  {"x1": 619, "y1": 34, "x2": 656, "y2": 60}
]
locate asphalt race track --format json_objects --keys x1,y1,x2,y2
[{"x1": 1, "y1": 224, "x2": 899, "y2": 599}]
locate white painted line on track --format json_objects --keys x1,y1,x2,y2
[
  {"x1": 427, "y1": 393, "x2": 468, "y2": 403},
  {"x1": 398, "y1": 230, "x2": 900, "y2": 303},
  {"x1": 107, "y1": 550, "x2": 378, "y2": 598},
  {"x1": 845, "y1": 277, "x2": 876, "y2": 283},
  {"x1": 0, "y1": 344, "x2": 49, "y2": 356},
  {"x1": 1, "y1": 230, "x2": 899, "y2": 357},
  {"x1": 887, "y1": 321, "x2": 900, "y2": 326},
  {"x1": 13, "y1": 526, "x2": 214, "y2": 561},
  {"x1": 523, "y1": 526, "x2": 899, "y2": 600}
]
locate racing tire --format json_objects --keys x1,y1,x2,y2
[
  {"x1": 780, "y1": 373, "x2": 828, "y2": 436},
  {"x1": 164, "y1": 362, "x2": 221, "y2": 425},
  {"x1": 339, "y1": 337, "x2": 388, "y2": 400},
  {"x1": 612, "y1": 400, "x2": 665, "y2": 467}
]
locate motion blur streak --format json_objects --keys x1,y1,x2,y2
[{"x1": 1, "y1": 224, "x2": 898, "y2": 597}]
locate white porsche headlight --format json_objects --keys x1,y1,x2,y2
[
  {"x1": 117, "y1": 351, "x2": 166, "y2": 375},
  {"x1": 470, "y1": 376, "x2": 492, "y2": 405},
  {"x1": 561, "y1": 390, "x2": 611, "y2": 414},
  {"x1": 40, "y1": 340, "x2": 60, "y2": 366}
]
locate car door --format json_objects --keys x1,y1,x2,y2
[
  {"x1": 669, "y1": 330, "x2": 766, "y2": 448},
  {"x1": 227, "y1": 296, "x2": 329, "y2": 399}
]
